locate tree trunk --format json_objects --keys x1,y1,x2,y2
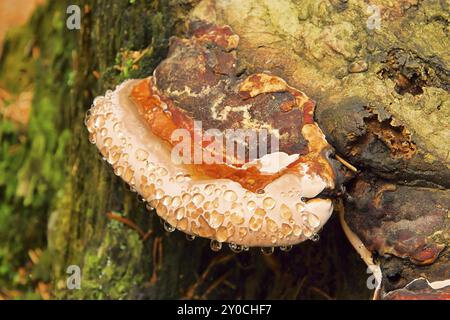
[{"x1": 2, "y1": 0, "x2": 447, "y2": 300}]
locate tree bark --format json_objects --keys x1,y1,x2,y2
[{"x1": 2, "y1": 0, "x2": 447, "y2": 300}]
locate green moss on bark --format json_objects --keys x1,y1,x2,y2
[{"x1": 47, "y1": 0, "x2": 200, "y2": 299}]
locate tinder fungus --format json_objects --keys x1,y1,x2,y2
[{"x1": 85, "y1": 22, "x2": 337, "y2": 247}]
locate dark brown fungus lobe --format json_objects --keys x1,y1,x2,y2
[{"x1": 342, "y1": 177, "x2": 450, "y2": 299}]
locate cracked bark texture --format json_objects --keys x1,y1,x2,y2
[
  {"x1": 1, "y1": 0, "x2": 448, "y2": 299},
  {"x1": 189, "y1": 0, "x2": 449, "y2": 298}
]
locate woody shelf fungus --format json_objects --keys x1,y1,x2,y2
[
  {"x1": 342, "y1": 179, "x2": 450, "y2": 299},
  {"x1": 85, "y1": 22, "x2": 338, "y2": 248}
]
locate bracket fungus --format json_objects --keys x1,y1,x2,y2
[{"x1": 85, "y1": 22, "x2": 338, "y2": 248}]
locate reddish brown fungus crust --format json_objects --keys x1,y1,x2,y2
[
  {"x1": 344, "y1": 177, "x2": 450, "y2": 298},
  {"x1": 382, "y1": 279, "x2": 450, "y2": 300},
  {"x1": 345, "y1": 178, "x2": 449, "y2": 266},
  {"x1": 152, "y1": 22, "x2": 316, "y2": 156}
]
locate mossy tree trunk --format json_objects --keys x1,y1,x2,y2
[{"x1": 1, "y1": 0, "x2": 373, "y2": 299}]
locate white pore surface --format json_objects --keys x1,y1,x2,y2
[{"x1": 242, "y1": 152, "x2": 300, "y2": 174}]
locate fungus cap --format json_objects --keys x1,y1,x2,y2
[{"x1": 85, "y1": 22, "x2": 337, "y2": 247}]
